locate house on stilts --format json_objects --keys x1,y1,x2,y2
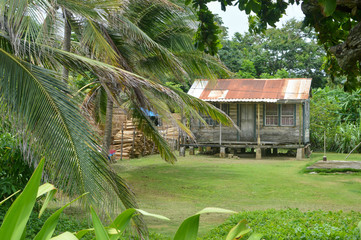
[{"x1": 184, "y1": 78, "x2": 312, "y2": 159}]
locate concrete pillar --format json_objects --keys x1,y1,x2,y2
[
  {"x1": 220, "y1": 147, "x2": 226, "y2": 158},
  {"x1": 273, "y1": 148, "x2": 278, "y2": 156},
  {"x1": 179, "y1": 146, "x2": 185, "y2": 157},
  {"x1": 256, "y1": 148, "x2": 262, "y2": 159},
  {"x1": 296, "y1": 148, "x2": 304, "y2": 160},
  {"x1": 189, "y1": 146, "x2": 194, "y2": 155}
]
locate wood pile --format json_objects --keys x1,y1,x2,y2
[{"x1": 111, "y1": 120, "x2": 158, "y2": 160}]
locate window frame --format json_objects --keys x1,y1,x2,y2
[
  {"x1": 280, "y1": 104, "x2": 296, "y2": 126},
  {"x1": 264, "y1": 103, "x2": 279, "y2": 126}
]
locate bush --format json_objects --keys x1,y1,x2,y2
[
  {"x1": 0, "y1": 130, "x2": 33, "y2": 205},
  {"x1": 202, "y1": 209, "x2": 361, "y2": 240}
]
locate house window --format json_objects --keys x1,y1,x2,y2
[
  {"x1": 281, "y1": 104, "x2": 295, "y2": 126},
  {"x1": 265, "y1": 104, "x2": 278, "y2": 126}
]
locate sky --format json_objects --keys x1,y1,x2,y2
[{"x1": 208, "y1": 2, "x2": 305, "y2": 38}]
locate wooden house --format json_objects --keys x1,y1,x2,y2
[{"x1": 185, "y1": 78, "x2": 312, "y2": 159}]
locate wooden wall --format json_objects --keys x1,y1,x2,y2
[{"x1": 191, "y1": 101, "x2": 310, "y2": 145}]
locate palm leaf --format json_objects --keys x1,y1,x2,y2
[{"x1": 0, "y1": 48, "x2": 146, "y2": 236}]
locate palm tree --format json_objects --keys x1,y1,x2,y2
[
  {"x1": 0, "y1": 0, "x2": 235, "y2": 236},
  {"x1": 80, "y1": 0, "x2": 231, "y2": 158}
]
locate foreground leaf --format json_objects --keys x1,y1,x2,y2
[
  {"x1": 91, "y1": 207, "x2": 110, "y2": 240},
  {"x1": 173, "y1": 214, "x2": 200, "y2": 240},
  {"x1": 50, "y1": 232, "x2": 78, "y2": 240},
  {"x1": 226, "y1": 220, "x2": 251, "y2": 240},
  {"x1": 34, "y1": 193, "x2": 88, "y2": 240},
  {"x1": 37, "y1": 183, "x2": 57, "y2": 218},
  {"x1": 174, "y1": 207, "x2": 235, "y2": 240},
  {"x1": 0, "y1": 158, "x2": 45, "y2": 239}
]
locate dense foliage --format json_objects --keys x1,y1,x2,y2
[
  {"x1": 218, "y1": 20, "x2": 326, "y2": 88},
  {"x1": 310, "y1": 87, "x2": 361, "y2": 153},
  {"x1": 203, "y1": 209, "x2": 361, "y2": 240},
  {"x1": 0, "y1": 127, "x2": 33, "y2": 205},
  {"x1": 187, "y1": 0, "x2": 361, "y2": 90}
]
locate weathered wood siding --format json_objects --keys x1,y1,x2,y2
[{"x1": 191, "y1": 101, "x2": 310, "y2": 144}]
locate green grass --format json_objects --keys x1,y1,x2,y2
[{"x1": 113, "y1": 152, "x2": 361, "y2": 238}]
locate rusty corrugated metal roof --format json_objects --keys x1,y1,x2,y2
[{"x1": 188, "y1": 78, "x2": 312, "y2": 102}]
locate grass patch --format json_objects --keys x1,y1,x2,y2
[
  {"x1": 203, "y1": 209, "x2": 361, "y2": 240},
  {"x1": 114, "y1": 152, "x2": 361, "y2": 237}
]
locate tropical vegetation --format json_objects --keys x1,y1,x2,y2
[
  {"x1": 0, "y1": 1, "x2": 234, "y2": 237},
  {"x1": 310, "y1": 87, "x2": 361, "y2": 153},
  {"x1": 218, "y1": 19, "x2": 327, "y2": 88}
]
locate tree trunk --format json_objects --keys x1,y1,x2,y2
[
  {"x1": 103, "y1": 96, "x2": 113, "y2": 158},
  {"x1": 62, "y1": 9, "x2": 71, "y2": 83}
]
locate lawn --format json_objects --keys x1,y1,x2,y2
[{"x1": 112, "y1": 152, "x2": 361, "y2": 238}]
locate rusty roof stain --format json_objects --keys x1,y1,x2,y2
[{"x1": 188, "y1": 78, "x2": 312, "y2": 102}]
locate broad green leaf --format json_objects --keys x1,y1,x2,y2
[
  {"x1": 50, "y1": 232, "x2": 78, "y2": 240},
  {"x1": 0, "y1": 190, "x2": 20, "y2": 206},
  {"x1": 136, "y1": 209, "x2": 170, "y2": 221},
  {"x1": 247, "y1": 233, "x2": 263, "y2": 240},
  {"x1": 196, "y1": 207, "x2": 236, "y2": 215},
  {"x1": 358, "y1": 221, "x2": 361, "y2": 237},
  {"x1": 37, "y1": 183, "x2": 56, "y2": 198},
  {"x1": 109, "y1": 208, "x2": 137, "y2": 235},
  {"x1": 34, "y1": 193, "x2": 87, "y2": 240},
  {"x1": 320, "y1": 0, "x2": 337, "y2": 16},
  {"x1": 226, "y1": 220, "x2": 251, "y2": 240},
  {"x1": 75, "y1": 229, "x2": 94, "y2": 239},
  {"x1": 38, "y1": 184, "x2": 57, "y2": 218},
  {"x1": 90, "y1": 206, "x2": 110, "y2": 240},
  {"x1": 173, "y1": 214, "x2": 200, "y2": 240},
  {"x1": 0, "y1": 158, "x2": 45, "y2": 240}
]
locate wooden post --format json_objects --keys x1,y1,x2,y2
[
  {"x1": 299, "y1": 103, "x2": 302, "y2": 146},
  {"x1": 324, "y1": 130, "x2": 326, "y2": 155},
  {"x1": 142, "y1": 135, "x2": 146, "y2": 156},
  {"x1": 256, "y1": 104, "x2": 261, "y2": 159},
  {"x1": 120, "y1": 123, "x2": 124, "y2": 160},
  {"x1": 219, "y1": 103, "x2": 222, "y2": 146},
  {"x1": 257, "y1": 104, "x2": 261, "y2": 145},
  {"x1": 131, "y1": 128, "x2": 136, "y2": 158}
]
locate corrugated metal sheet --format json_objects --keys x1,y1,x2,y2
[{"x1": 188, "y1": 78, "x2": 312, "y2": 102}]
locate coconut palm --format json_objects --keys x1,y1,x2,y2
[
  {"x1": 0, "y1": 0, "x2": 234, "y2": 237},
  {"x1": 80, "y1": 0, "x2": 231, "y2": 157}
]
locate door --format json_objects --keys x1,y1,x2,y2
[{"x1": 238, "y1": 104, "x2": 255, "y2": 141}]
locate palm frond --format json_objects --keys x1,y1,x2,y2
[{"x1": 0, "y1": 48, "x2": 146, "y2": 236}]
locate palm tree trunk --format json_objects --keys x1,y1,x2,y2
[
  {"x1": 103, "y1": 96, "x2": 113, "y2": 159},
  {"x1": 62, "y1": 9, "x2": 71, "y2": 83}
]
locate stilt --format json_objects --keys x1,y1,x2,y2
[
  {"x1": 180, "y1": 146, "x2": 186, "y2": 157},
  {"x1": 296, "y1": 148, "x2": 304, "y2": 160},
  {"x1": 220, "y1": 147, "x2": 226, "y2": 158},
  {"x1": 256, "y1": 148, "x2": 262, "y2": 159},
  {"x1": 189, "y1": 146, "x2": 194, "y2": 155}
]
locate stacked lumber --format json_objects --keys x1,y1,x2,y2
[{"x1": 111, "y1": 120, "x2": 157, "y2": 160}]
